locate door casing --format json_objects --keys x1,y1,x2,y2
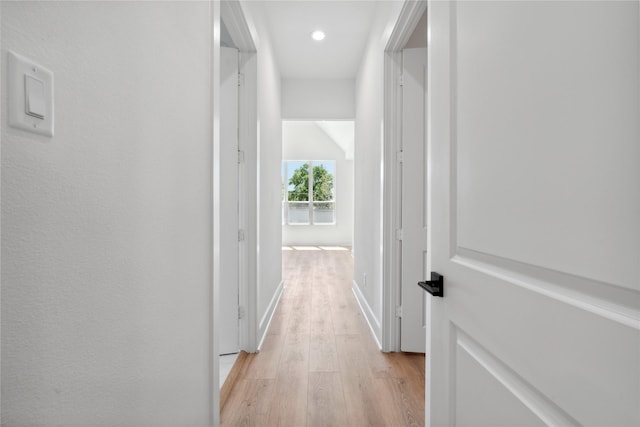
[
  {"x1": 213, "y1": 0, "x2": 258, "y2": 424},
  {"x1": 381, "y1": 0, "x2": 427, "y2": 352},
  {"x1": 220, "y1": 0, "x2": 258, "y2": 354}
]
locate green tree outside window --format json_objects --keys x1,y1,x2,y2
[{"x1": 288, "y1": 163, "x2": 334, "y2": 205}]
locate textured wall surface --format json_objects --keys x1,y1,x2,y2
[
  {"x1": 240, "y1": 0, "x2": 284, "y2": 341},
  {"x1": 353, "y1": 1, "x2": 403, "y2": 343},
  {"x1": 1, "y1": 2, "x2": 213, "y2": 425}
]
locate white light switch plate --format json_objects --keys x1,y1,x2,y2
[{"x1": 8, "y1": 51, "x2": 54, "y2": 137}]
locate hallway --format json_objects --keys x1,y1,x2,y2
[{"x1": 221, "y1": 247, "x2": 425, "y2": 426}]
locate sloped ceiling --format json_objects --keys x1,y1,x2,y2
[{"x1": 315, "y1": 121, "x2": 355, "y2": 160}]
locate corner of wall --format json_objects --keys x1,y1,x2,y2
[
  {"x1": 257, "y1": 280, "x2": 284, "y2": 349},
  {"x1": 352, "y1": 280, "x2": 382, "y2": 349},
  {"x1": 241, "y1": 0, "x2": 284, "y2": 353}
]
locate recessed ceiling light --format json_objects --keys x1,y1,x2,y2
[{"x1": 311, "y1": 30, "x2": 325, "y2": 41}]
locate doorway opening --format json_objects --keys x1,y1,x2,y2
[
  {"x1": 281, "y1": 121, "x2": 354, "y2": 249},
  {"x1": 381, "y1": 1, "x2": 428, "y2": 353},
  {"x1": 216, "y1": 0, "x2": 259, "y2": 412}
]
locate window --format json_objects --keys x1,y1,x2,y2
[{"x1": 282, "y1": 161, "x2": 335, "y2": 225}]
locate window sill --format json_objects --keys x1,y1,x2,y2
[{"x1": 285, "y1": 223, "x2": 337, "y2": 227}]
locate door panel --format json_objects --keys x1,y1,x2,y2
[
  {"x1": 220, "y1": 46, "x2": 239, "y2": 355},
  {"x1": 401, "y1": 48, "x2": 428, "y2": 353},
  {"x1": 454, "y1": 1, "x2": 640, "y2": 291},
  {"x1": 428, "y1": 1, "x2": 639, "y2": 426},
  {"x1": 455, "y1": 332, "x2": 550, "y2": 427}
]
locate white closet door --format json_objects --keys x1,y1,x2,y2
[
  {"x1": 401, "y1": 47, "x2": 428, "y2": 353},
  {"x1": 220, "y1": 46, "x2": 239, "y2": 355}
]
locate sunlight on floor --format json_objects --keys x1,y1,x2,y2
[
  {"x1": 223, "y1": 248, "x2": 425, "y2": 424},
  {"x1": 282, "y1": 245, "x2": 350, "y2": 251}
]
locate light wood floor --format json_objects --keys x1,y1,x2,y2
[{"x1": 221, "y1": 246, "x2": 425, "y2": 426}]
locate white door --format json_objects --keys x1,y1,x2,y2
[
  {"x1": 427, "y1": 1, "x2": 639, "y2": 426},
  {"x1": 220, "y1": 46, "x2": 239, "y2": 355},
  {"x1": 401, "y1": 47, "x2": 428, "y2": 353}
]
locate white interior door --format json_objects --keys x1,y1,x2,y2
[
  {"x1": 400, "y1": 47, "x2": 428, "y2": 353},
  {"x1": 427, "y1": 1, "x2": 640, "y2": 425},
  {"x1": 220, "y1": 46, "x2": 239, "y2": 356}
]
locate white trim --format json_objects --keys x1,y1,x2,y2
[
  {"x1": 386, "y1": 1, "x2": 427, "y2": 52},
  {"x1": 257, "y1": 280, "x2": 284, "y2": 350},
  {"x1": 352, "y1": 280, "x2": 382, "y2": 350},
  {"x1": 221, "y1": 0, "x2": 259, "y2": 357},
  {"x1": 221, "y1": 0, "x2": 256, "y2": 52},
  {"x1": 382, "y1": 0, "x2": 428, "y2": 353},
  {"x1": 282, "y1": 160, "x2": 337, "y2": 226},
  {"x1": 210, "y1": 1, "x2": 221, "y2": 424},
  {"x1": 238, "y1": 51, "x2": 258, "y2": 353},
  {"x1": 453, "y1": 249, "x2": 640, "y2": 331},
  {"x1": 283, "y1": 117, "x2": 355, "y2": 122},
  {"x1": 1, "y1": 1, "x2": 4, "y2": 414},
  {"x1": 455, "y1": 326, "x2": 581, "y2": 426},
  {"x1": 215, "y1": 2, "x2": 258, "y2": 425}
]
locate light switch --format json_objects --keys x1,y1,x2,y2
[
  {"x1": 8, "y1": 51, "x2": 54, "y2": 137},
  {"x1": 25, "y1": 75, "x2": 46, "y2": 120}
]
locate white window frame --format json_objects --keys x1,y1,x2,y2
[{"x1": 282, "y1": 160, "x2": 336, "y2": 226}]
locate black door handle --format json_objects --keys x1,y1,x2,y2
[{"x1": 418, "y1": 272, "x2": 444, "y2": 297}]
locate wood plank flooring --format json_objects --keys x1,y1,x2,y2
[{"x1": 221, "y1": 246, "x2": 425, "y2": 426}]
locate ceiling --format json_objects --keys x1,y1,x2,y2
[
  {"x1": 315, "y1": 121, "x2": 355, "y2": 159},
  {"x1": 261, "y1": 1, "x2": 379, "y2": 79}
]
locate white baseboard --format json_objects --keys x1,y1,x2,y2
[
  {"x1": 352, "y1": 280, "x2": 382, "y2": 350},
  {"x1": 257, "y1": 280, "x2": 284, "y2": 350}
]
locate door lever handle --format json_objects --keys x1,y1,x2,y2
[{"x1": 418, "y1": 272, "x2": 444, "y2": 297}]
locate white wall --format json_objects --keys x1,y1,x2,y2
[
  {"x1": 282, "y1": 121, "x2": 353, "y2": 246},
  {"x1": 404, "y1": 10, "x2": 427, "y2": 49},
  {"x1": 1, "y1": 2, "x2": 213, "y2": 425},
  {"x1": 352, "y1": 1, "x2": 403, "y2": 344},
  {"x1": 282, "y1": 79, "x2": 355, "y2": 119},
  {"x1": 240, "y1": 1, "x2": 284, "y2": 344}
]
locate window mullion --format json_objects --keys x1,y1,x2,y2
[{"x1": 308, "y1": 161, "x2": 314, "y2": 225}]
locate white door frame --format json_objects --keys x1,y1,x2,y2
[
  {"x1": 213, "y1": 0, "x2": 258, "y2": 424},
  {"x1": 211, "y1": 3, "x2": 221, "y2": 424},
  {"x1": 381, "y1": 0, "x2": 427, "y2": 352},
  {"x1": 221, "y1": 0, "x2": 259, "y2": 355}
]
